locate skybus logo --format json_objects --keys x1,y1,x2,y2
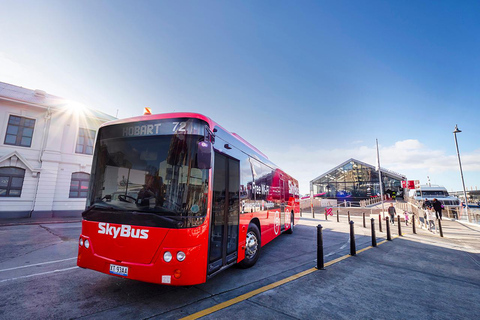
[{"x1": 98, "y1": 223, "x2": 149, "y2": 239}]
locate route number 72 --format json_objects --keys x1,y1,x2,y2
[{"x1": 172, "y1": 122, "x2": 186, "y2": 132}]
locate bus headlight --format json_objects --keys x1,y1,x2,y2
[
  {"x1": 176, "y1": 251, "x2": 186, "y2": 262},
  {"x1": 84, "y1": 239, "x2": 90, "y2": 249},
  {"x1": 164, "y1": 251, "x2": 173, "y2": 263},
  {"x1": 79, "y1": 238, "x2": 84, "y2": 247}
]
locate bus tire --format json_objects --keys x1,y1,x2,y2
[
  {"x1": 285, "y1": 212, "x2": 294, "y2": 234},
  {"x1": 239, "y1": 223, "x2": 261, "y2": 269}
]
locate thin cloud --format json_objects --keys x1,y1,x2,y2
[{"x1": 265, "y1": 139, "x2": 480, "y2": 195}]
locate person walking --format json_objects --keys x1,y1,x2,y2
[
  {"x1": 388, "y1": 203, "x2": 396, "y2": 225},
  {"x1": 404, "y1": 211, "x2": 409, "y2": 226},
  {"x1": 432, "y1": 198, "x2": 443, "y2": 220},
  {"x1": 422, "y1": 198, "x2": 432, "y2": 209},
  {"x1": 426, "y1": 207, "x2": 436, "y2": 233}
]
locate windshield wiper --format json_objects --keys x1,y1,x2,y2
[
  {"x1": 85, "y1": 203, "x2": 128, "y2": 212},
  {"x1": 132, "y1": 207, "x2": 177, "y2": 215},
  {"x1": 131, "y1": 211, "x2": 185, "y2": 227}
]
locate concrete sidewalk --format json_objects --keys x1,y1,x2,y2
[{"x1": 180, "y1": 217, "x2": 480, "y2": 320}]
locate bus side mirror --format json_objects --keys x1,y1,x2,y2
[{"x1": 197, "y1": 141, "x2": 212, "y2": 169}]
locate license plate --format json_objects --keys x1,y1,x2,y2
[{"x1": 109, "y1": 264, "x2": 128, "y2": 277}]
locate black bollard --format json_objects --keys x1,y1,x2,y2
[
  {"x1": 438, "y1": 219, "x2": 444, "y2": 237},
  {"x1": 386, "y1": 216, "x2": 392, "y2": 241},
  {"x1": 349, "y1": 220, "x2": 356, "y2": 256},
  {"x1": 348, "y1": 211, "x2": 351, "y2": 222},
  {"x1": 325, "y1": 208, "x2": 327, "y2": 221},
  {"x1": 379, "y1": 214, "x2": 382, "y2": 233},
  {"x1": 363, "y1": 212, "x2": 366, "y2": 228},
  {"x1": 313, "y1": 208, "x2": 315, "y2": 219},
  {"x1": 412, "y1": 213, "x2": 416, "y2": 234},
  {"x1": 371, "y1": 218, "x2": 377, "y2": 247},
  {"x1": 398, "y1": 215, "x2": 402, "y2": 236},
  {"x1": 316, "y1": 224, "x2": 325, "y2": 269},
  {"x1": 337, "y1": 209, "x2": 339, "y2": 222}
]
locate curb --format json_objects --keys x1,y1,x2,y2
[{"x1": 0, "y1": 219, "x2": 82, "y2": 227}]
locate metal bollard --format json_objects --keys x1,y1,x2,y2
[
  {"x1": 437, "y1": 219, "x2": 444, "y2": 237},
  {"x1": 313, "y1": 208, "x2": 315, "y2": 219},
  {"x1": 379, "y1": 214, "x2": 382, "y2": 233},
  {"x1": 363, "y1": 212, "x2": 366, "y2": 228},
  {"x1": 397, "y1": 215, "x2": 402, "y2": 236},
  {"x1": 386, "y1": 216, "x2": 392, "y2": 241},
  {"x1": 337, "y1": 209, "x2": 339, "y2": 222},
  {"x1": 316, "y1": 224, "x2": 325, "y2": 269},
  {"x1": 349, "y1": 220, "x2": 356, "y2": 256},
  {"x1": 348, "y1": 211, "x2": 351, "y2": 222},
  {"x1": 371, "y1": 218, "x2": 377, "y2": 247},
  {"x1": 325, "y1": 208, "x2": 328, "y2": 221},
  {"x1": 412, "y1": 213, "x2": 416, "y2": 234}
]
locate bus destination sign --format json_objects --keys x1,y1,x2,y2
[{"x1": 100, "y1": 118, "x2": 206, "y2": 140}]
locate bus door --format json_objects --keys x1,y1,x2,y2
[
  {"x1": 208, "y1": 152, "x2": 240, "y2": 275},
  {"x1": 280, "y1": 179, "x2": 285, "y2": 230}
]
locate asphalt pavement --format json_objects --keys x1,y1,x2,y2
[
  {"x1": 1, "y1": 213, "x2": 479, "y2": 319},
  {"x1": 174, "y1": 214, "x2": 480, "y2": 320}
]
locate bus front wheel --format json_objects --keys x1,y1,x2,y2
[{"x1": 239, "y1": 223, "x2": 261, "y2": 268}]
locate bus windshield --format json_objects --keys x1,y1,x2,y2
[{"x1": 84, "y1": 120, "x2": 209, "y2": 228}]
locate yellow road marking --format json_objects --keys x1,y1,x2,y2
[
  {"x1": 181, "y1": 267, "x2": 317, "y2": 320},
  {"x1": 181, "y1": 237, "x2": 393, "y2": 320},
  {"x1": 356, "y1": 246, "x2": 372, "y2": 254}
]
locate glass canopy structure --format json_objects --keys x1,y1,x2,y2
[{"x1": 310, "y1": 158, "x2": 406, "y2": 203}]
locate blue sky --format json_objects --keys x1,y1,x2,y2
[{"x1": 1, "y1": 0, "x2": 479, "y2": 194}]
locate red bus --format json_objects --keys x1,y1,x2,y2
[{"x1": 77, "y1": 112, "x2": 300, "y2": 285}]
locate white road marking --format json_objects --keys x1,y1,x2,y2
[
  {"x1": 0, "y1": 257, "x2": 77, "y2": 272},
  {"x1": 0, "y1": 266, "x2": 78, "y2": 283},
  {"x1": 320, "y1": 239, "x2": 351, "y2": 259}
]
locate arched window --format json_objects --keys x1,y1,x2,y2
[
  {"x1": 0, "y1": 167, "x2": 25, "y2": 197},
  {"x1": 70, "y1": 172, "x2": 90, "y2": 198}
]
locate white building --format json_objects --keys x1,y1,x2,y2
[{"x1": 0, "y1": 82, "x2": 116, "y2": 218}]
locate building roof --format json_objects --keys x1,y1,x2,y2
[
  {"x1": 0, "y1": 81, "x2": 116, "y2": 121},
  {"x1": 310, "y1": 158, "x2": 406, "y2": 184}
]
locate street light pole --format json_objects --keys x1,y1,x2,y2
[
  {"x1": 453, "y1": 124, "x2": 470, "y2": 222},
  {"x1": 376, "y1": 139, "x2": 385, "y2": 219}
]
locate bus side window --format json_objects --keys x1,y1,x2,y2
[{"x1": 240, "y1": 157, "x2": 255, "y2": 214}]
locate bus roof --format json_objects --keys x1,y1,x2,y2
[
  {"x1": 100, "y1": 112, "x2": 216, "y2": 128},
  {"x1": 416, "y1": 185, "x2": 448, "y2": 191}
]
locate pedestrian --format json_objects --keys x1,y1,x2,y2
[
  {"x1": 388, "y1": 203, "x2": 396, "y2": 225},
  {"x1": 426, "y1": 207, "x2": 436, "y2": 233},
  {"x1": 423, "y1": 207, "x2": 428, "y2": 228},
  {"x1": 432, "y1": 198, "x2": 443, "y2": 220},
  {"x1": 422, "y1": 198, "x2": 432, "y2": 209},
  {"x1": 404, "y1": 211, "x2": 409, "y2": 226}
]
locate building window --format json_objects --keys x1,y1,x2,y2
[
  {"x1": 70, "y1": 172, "x2": 90, "y2": 198},
  {"x1": 4, "y1": 115, "x2": 35, "y2": 147},
  {"x1": 75, "y1": 129, "x2": 95, "y2": 155},
  {"x1": 0, "y1": 167, "x2": 25, "y2": 197}
]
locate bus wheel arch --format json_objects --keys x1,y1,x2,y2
[
  {"x1": 250, "y1": 218, "x2": 261, "y2": 235},
  {"x1": 239, "y1": 221, "x2": 261, "y2": 269}
]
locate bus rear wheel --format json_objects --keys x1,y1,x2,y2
[{"x1": 239, "y1": 223, "x2": 260, "y2": 268}]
